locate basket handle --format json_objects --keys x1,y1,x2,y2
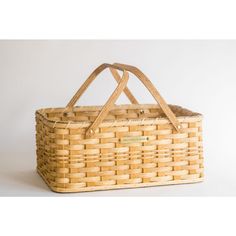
[
  {"x1": 67, "y1": 63, "x2": 182, "y2": 137},
  {"x1": 109, "y1": 67, "x2": 139, "y2": 104},
  {"x1": 67, "y1": 63, "x2": 138, "y2": 108},
  {"x1": 112, "y1": 63, "x2": 182, "y2": 132},
  {"x1": 86, "y1": 69, "x2": 129, "y2": 137}
]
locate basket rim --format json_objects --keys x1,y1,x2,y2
[{"x1": 35, "y1": 104, "x2": 203, "y2": 129}]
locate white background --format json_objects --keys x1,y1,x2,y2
[{"x1": 0, "y1": 40, "x2": 236, "y2": 196}]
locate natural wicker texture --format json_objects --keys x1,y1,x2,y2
[{"x1": 36, "y1": 63, "x2": 204, "y2": 193}]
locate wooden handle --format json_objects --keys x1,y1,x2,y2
[
  {"x1": 67, "y1": 63, "x2": 138, "y2": 108},
  {"x1": 86, "y1": 70, "x2": 129, "y2": 137},
  {"x1": 67, "y1": 63, "x2": 182, "y2": 136},
  {"x1": 109, "y1": 67, "x2": 138, "y2": 104},
  {"x1": 113, "y1": 63, "x2": 182, "y2": 132}
]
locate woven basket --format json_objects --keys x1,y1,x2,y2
[{"x1": 36, "y1": 63, "x2": 204, "y2": 193}]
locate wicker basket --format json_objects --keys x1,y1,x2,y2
[{"x1": 36, "y1": 63, "x2": 204, "y2": 193}]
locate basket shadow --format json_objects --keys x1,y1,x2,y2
[{"x1": 6, "y1": 169, "x2": 49, "y2": 193}]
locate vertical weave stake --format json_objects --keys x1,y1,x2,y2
[{"x1": 36, "y1": 63, "x2": 204, "y2": 193}]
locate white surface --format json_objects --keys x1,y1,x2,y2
[
  {"x1": 1, "y1": 40, "x2": 236, "y2": 196},
  {"x1": 1, "y1": 0, "x2": 236, "y2": 39}
]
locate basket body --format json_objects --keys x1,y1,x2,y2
[{"x1": 36, "y1": 104, "x2": 204, "y2": 193}]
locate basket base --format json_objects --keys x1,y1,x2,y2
[{"x1": 37, "y1": 169, "x2": 204, "y2": 194}]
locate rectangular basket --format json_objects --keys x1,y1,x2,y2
[{"x1": 36, "y1": 63, "x2": 204, "y2": 193}]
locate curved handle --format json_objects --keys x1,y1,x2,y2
[
  {"x1": 67, "y1": 63, "x2": 182, "y2": 137},
  {"x1": 109, "y1": 67, "x2": 138, "y2": 104},
  {"x1": 112, "y1": 63, "x2": 182, "y2": 132},
  {"x1": 67, "y1": 63, "x2": 138, "y2": 108},
  {"x1": 86, "y1": 70, "x2": 129, "y2": 137}
]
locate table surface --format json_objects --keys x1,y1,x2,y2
[{"x1": 1, "y1": 152, "x2": 235, "y2": 197}]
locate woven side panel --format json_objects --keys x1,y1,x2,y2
[{"x1": 36, "y1": 112, "x2": 203, "y2": 193}]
